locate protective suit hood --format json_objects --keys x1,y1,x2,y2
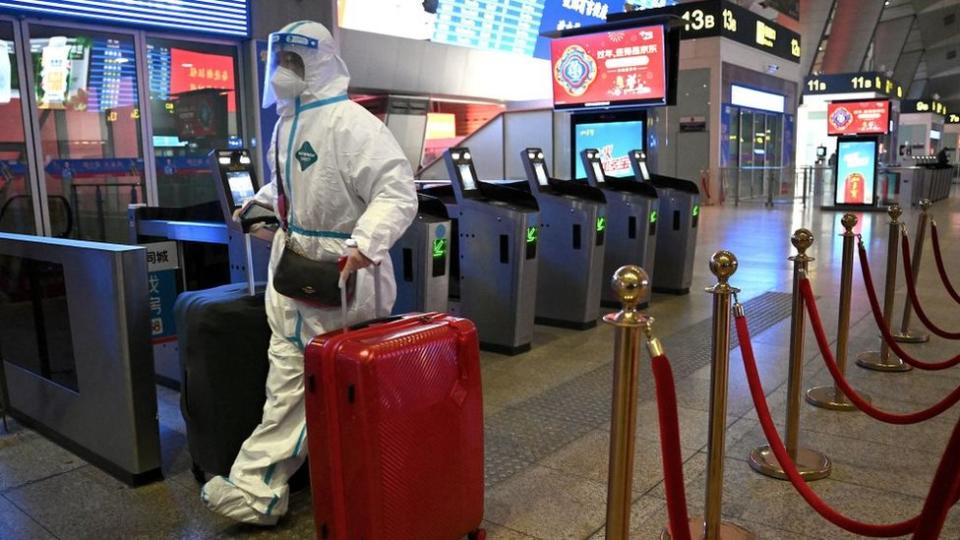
[{"x1": 264, "y1": 20, "x2": 350, "y2": 116}]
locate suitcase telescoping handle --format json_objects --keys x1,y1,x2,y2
[{"x1": 339, "y1": 241, "x2": 396, "y2": 331}]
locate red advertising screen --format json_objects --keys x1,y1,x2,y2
[
  {"x1": 827, "y1": 100, "x2": 890, "y2": 135},
  {"x1": 169, "y1": 48, "x2": 236, "y2": 112},
  {"x1": 551, "y1": 25, "x2": 667, "y2": 109}
]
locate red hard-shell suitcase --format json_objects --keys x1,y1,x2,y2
[{"x1": 303, "y1": 312, "x2": 485, "y2": 540}]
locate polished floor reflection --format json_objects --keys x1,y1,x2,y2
[{"x1": 2, "y1": 191, "x2": 960, "y2": 539}]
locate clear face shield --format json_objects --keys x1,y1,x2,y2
[{"x1": 262, "y1": 31, "x2": 318, "y2": 109}]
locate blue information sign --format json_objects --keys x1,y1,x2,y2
[{"x1": 0, "y1": 0, "x2": 250, "y2": 37}]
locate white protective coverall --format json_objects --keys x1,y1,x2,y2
[{"x1": 201, "y1": 20, "x2": 417, "y2": 525}]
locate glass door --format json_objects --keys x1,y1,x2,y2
[
  {"x1": 0, "y1": 19, "x2": 39, "y2": 235},
  {"x1": 24, "y1": 23, "x2": 145, "y2": 243},
  {"x1": 146, "y1": 37, "x2": 242, "y2": 208}
]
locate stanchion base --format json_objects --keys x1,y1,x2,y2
[
  {"x1": 805, "y1": 385, "x2": 868, "y2": 411},
  {"x1": 748, "y1": 446, "x2": 832, "y2": 481},
  {"x1": 660, "y1": 518, "x2": 758, "y2": 540},
  {"x1": 855, "y1": 351, "x2": 912, "y2": 372},
  {"x1": 891, "y1": 330, "x2": 930, "y2": 344}
]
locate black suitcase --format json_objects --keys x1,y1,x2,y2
[{"x1": 175, "y1": 282, "x2": 272, "y2": 482}]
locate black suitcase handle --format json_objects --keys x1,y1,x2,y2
[{"x1": 348, "y1": 315, "x2": 404, "y2": 331}]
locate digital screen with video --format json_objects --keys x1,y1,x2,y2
[
  {"x1": 574, "y1": 119, "x2": 644, "y2": 179},
  {"x1": 552, "y1": 24, "x2": 669, "y2": 110},
  {"x1": 834, "y1": 138, "x2": 877, "y2": 206}
]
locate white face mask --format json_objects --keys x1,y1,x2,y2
[{"x1": 270, "y1": 66, "x2": 307, "y2": 102}]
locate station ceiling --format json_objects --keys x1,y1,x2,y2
[{"x1": 804, "y1": 0, "x2": 960, "y2": 111}]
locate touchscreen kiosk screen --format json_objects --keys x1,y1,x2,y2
[
  {"x1": 534, "y1": 163, "x2": 549, "y2": 186},
  {"x1": 458, "y1": 164, "x2": 477, "y2": 191},
  {"x1": 638, "y1": 162, "x2": 650, "y2": 181},
  {"x1": 227, "y1": 170, "x2": 256, "y2": 207}
]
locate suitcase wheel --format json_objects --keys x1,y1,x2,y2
[
  {"x1": 468, "y1": 529, "x2": 486, "y2": 540},
  {"x1": 191, "y1": 462, "x2": 206, "y2": 484}
]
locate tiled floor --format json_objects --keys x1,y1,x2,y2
[{"x1": 3, "y1": 191, "x2": 960, "y2": 539}]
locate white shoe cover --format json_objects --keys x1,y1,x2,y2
[{"x1": 201, "y1": 476, "x2": 280, "y2": 526}]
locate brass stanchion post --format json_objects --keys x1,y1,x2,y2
[
  {"x1": 663, "y1": 252, "x2": 756, "y2": 540},
  {"x1": 806, "y1": 214, "x2": 870, "y2": 411},
  {"x1": 750, "y1": 229, "x2": 832, "y2": 481},
  {"x1": 857, "y1": 205, "x2": 912, "y2": 372},
  {"x1": 604, "y1": 266, "x2": 653, "y2": 540},
  {"x1": 893, "y1": 199, "x2": 931, "y2": 343}
]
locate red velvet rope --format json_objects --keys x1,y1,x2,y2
[
  {"x1": 901, "y1": 234, "x2": 960, "y2": 339},
  {"x1": 930, "y1": 221, "x2": 960, "y2": 304},
  {"x1": 651, "y1": 354, "x2": 691, "y2": 540},
  {"x1": 735, "y1": 313, "x2": 918, "y2": 536},
  {"x1": 912, "y1": 414, "x2": 960, "y2": 539},
  {"x1": 858, "y1": 243, "x2": 960, "y2": 370},
  {"x1": 800, "y1": 278, "x2": 960, "y2": 424}
]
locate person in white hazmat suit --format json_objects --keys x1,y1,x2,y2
[{"x1": 201, "y1": 20, "x2": 417, "y2": 525}]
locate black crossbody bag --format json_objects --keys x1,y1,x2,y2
[{"x1": 272, "y1": 133, "x2": 355, "y2": 307}]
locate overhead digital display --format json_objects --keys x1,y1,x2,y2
[
  {"x1": 573, "y1": 120, "x2": 644, "y2": 178},
  {"x1": 835, "y1": 138, "x2": 877, "y2": 207},
  {"x1": 827, "y1": 100, "x2": 890, "y2": 136},
  {"x1": 339, "y1": 1, "x2": 624, "y2": 59},
  {"x1": 803, "y1": 72, "x2": 904, "y2": 99},
  {"x1": 902, "y1": 99, "x2": 949, "y2": 116},
  {"x1": 552, "y1": 25, "x2": 667, "y2": 110},
  {"x1": 608, "y1": 0, "x2": 801, "y2": 63},
  {"x1": 0, "y1": 1, "x2": 250, "y2": 37},
  {"x1": 433, "y1": 0, "x2": 545, "y2": 57}
]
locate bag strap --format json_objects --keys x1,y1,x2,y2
[{"x1": 274, "y1": 127, "x2": 290, "y2": 232}]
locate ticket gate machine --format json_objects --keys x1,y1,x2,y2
[
  {"x1": 520, "y1": 148, "x2": 606, "y2": 328},
  {"x1": 211, "y1": 149, "x2": 277, "y2": 282},
  {"x1": 632, "y1": 155, "x2": 701, "y2": 295},
  {"x1": 443, "y1": 147, "x2": 540, "y2": 355},
  {"x1": 581, "y1": 149, "x2": 659, "y2": 308},
  {"x1": 390, "y1": 193, "x2": 451, "y2": 314}
]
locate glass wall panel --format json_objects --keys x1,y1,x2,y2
[
  {"x1": 0, "y1": 21, "x2": 37, "y2": 234},
  {"x1": 146, "y1": 38, "x2": 241, "y2": 208},
  {"x1": 28, "y1": 24, "x2": 145, "y2": 243}
]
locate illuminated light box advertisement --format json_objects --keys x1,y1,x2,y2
[
  {"x1": 574, "y1": 120, "x2": 643, "y2": 178},
  {"x1": 551, "y1": 25, "x2": 667, "y2": 109},
  {"x1": 0, "y1": 1, "x2": 250, "y2": 37},
  {"x1": 33, "y1": 36, "x2": 92, "y2": 110},
  {"x1": 834, "y1": 138, "x2": 877, "y2": 206},
  {"x1": 827, "y1": 100, "x2": 890, "y2": 136},
  {"x1": 0, "y1": 40, "x2": 11, "y2": 104}
]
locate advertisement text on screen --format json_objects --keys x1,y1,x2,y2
[
  {"x1": 826, "y1": 100, "x2": 890, "y2": 136},
  {"x1": 551, "y1": 24, "x2": 667, "y2": 109}
]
